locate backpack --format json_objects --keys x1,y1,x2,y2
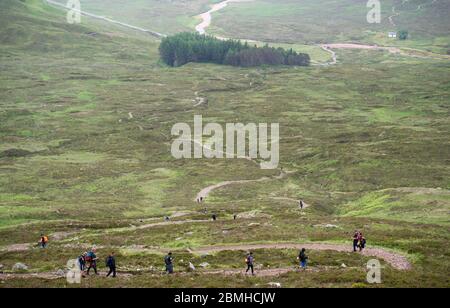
[
  {"x1": 165, "y1": 256, "x2": 172, "y2": 265},
  {"x1": 85, "y1": 252, "x2": 94, "y2": 262}
]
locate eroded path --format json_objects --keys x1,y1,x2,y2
[
  {"x1": 191, "y1": 243, "x2": 411, "y2": 270},
  {"x1": 196, "y1": 171, "x2": 289, "y2": 202},
  {"x1": 0, "y1": 241, "x2": 412, "y2": 280},
  {"x1": 195, "y1": 0, "x2": 255, "y2": 35}
]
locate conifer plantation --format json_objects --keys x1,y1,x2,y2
[{"x1": 159, "y1": 32, "x2": 310, "y2": 67}]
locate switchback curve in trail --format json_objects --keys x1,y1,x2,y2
[{"x1": 195, "y1": 170, "x2": 290, "y2": 202}]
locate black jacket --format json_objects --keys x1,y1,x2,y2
[
  {"x1": 106, "y1": 256, "x2": 116, "y2": 268},
  {"x1": 299, "y1": 252, "x2": 308, "y2": 262},
  {"x1": 165, "y1": 256, "x2": 173, "y2": 265}
]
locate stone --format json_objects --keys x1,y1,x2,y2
[
  {"x1": 188, "y1": 262, "x2": 196, "y2": 272},
  {"x1": 268, "y1": 282, "x2": 282, "y2": 288},
  {"x1": 12, "y1": 263, "x2": 28, "y2": 271}
]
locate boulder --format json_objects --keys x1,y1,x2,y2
[
  {"x1": 188, "y1": 262, "x2": 196, "y2": 272},
  {"x1": 199, "y1": 262, "x2": 210, "y2": 268},
  {"x1": 12, "y1": 263, "x2": 28, "y2": 271},
  {"x1": 268, "y1": 282, "x2": 282, "y2": 288}
]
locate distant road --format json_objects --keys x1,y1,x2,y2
[{"x1": 44, "y1": 0, "x2": 166, "y2": 38}]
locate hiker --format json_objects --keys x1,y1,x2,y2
[
  {"x1": 212, "y1": 214, "x2": 217, "y2": 221},
  {"x1": 106, "y1": 252, "x2": 117, "y2": 278},
  {"x1": 165, "y1": 252, "x2": 174, "y2": 274},
  {"x1": 78, "y1": 252, "x2": 87, "y2": 272},
  {"x1": 39, "y1": 234, "x2": 49, "y2": 248},
  {"x1": 359, "y1": 235, "x2": 367, "y2": 252},
  {"x1": 164, "y1": 216, "x2": 170, "y2": 222},
  {"x1": 299, "y1": 200, "x2": 305, "y2": 210},
  {"x1": 233, "y1": 214, "x2": 237, "y2": 220},
  {"x1": 298, "y1": 248, "x2": 308, "y2": 270},
  {"x1": 200, "y1": 197, "x2": 204, "y2": 203},
  {"x1": 352, "y1": 231, "x2": 360, "y2": 252},
  {"x1": 245, "y1": 252, "x2": 255, "y2": 275},
  {"x1": 86, "y1": 248, "x2": 99, "y2": 275}
]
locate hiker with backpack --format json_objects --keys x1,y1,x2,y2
[
  {"x1": 78, "y1": 252, "x2": 87, "y2": 273},
  {"x1": 165, "y1": 252, "x2": 174, "y2": 274},
  {"x1": 352, "y1": 230, "x2": 360, "y2": 252},
  {"x1": 359, "y1": 234, "x2": 367, "y2": 252},
  {"x1": 298, "y1": 248, "x2": 308, "y2": 270},
  {"x1": 39, "y1": 234, "x2": 49, "y2": 248},
  {"x1": 86, "y1": 248, "x2": 99, "y2": 275},
  {"x1": 106, "y1": 252, "x2": 116, "y2": 278},
  {"x1": 245, "y1": 252, "x2": 255, "y2": 276}
]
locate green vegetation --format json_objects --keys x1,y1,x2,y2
[
  {"x1": 159, "y1": 32, "x2": 310, "y2": 67},
  {"x1": 0, "y1": 0, "x2": 449, "y2": 288},
  {"x1": 398, "y1": 30, "x2": 409, "y2": 40}
]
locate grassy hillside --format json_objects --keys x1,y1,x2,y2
[
  {"x1": 211, "y1": 0, "x2": 450, "y2": 53},
  {"x1": 0, "y1": 0, "x2": 449, "y2": 288},
  {"x1": 63, "y1": 0, "x2": 450, "y2": 54}
]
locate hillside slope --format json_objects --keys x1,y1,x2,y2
[{"x1": 0, "y1": 0, "x2": 449, "y2": 288}]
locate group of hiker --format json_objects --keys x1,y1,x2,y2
[
  {"x1": 36, "y1": 198, "x2": 368, "y2": 278},
  {"x1": 162, "y1": 249, "x2": 310, "y2": 276},
  {"x1": 76, "y1": 248, "x2": 117, "y2": 278},
  {"x1": 352, "y1": 230, "x2": 367, "y2": 252}
]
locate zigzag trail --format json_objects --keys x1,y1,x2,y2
[{"x1": 25, "y1": 0, "x2": 422, "y2": 277}]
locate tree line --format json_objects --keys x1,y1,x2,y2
[{"x1": 159, "y1": 32, "x2": 310, "y2": 67}]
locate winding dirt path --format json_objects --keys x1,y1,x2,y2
[
  {"x1": 388, "y1": 5, "x2": 400, "y2": 27},
  {"x1": 195, "y1": 0, "x2": 255, "y2": 35},
  {"x1": 0, "y1": 266, "x2": 361, "y2": 280},
  {"x1": 318, "y1": 45, "x2": 338, "y2": 66},
  {"x1": 196, "y1": 170, "x2": 289, "y2": 202},
  {"x1": 0, "y1": 242, "x2": 411, "y2": 281},
  {"x1": 192, "y1": 243, "x2": 411, "y2": 270}
]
